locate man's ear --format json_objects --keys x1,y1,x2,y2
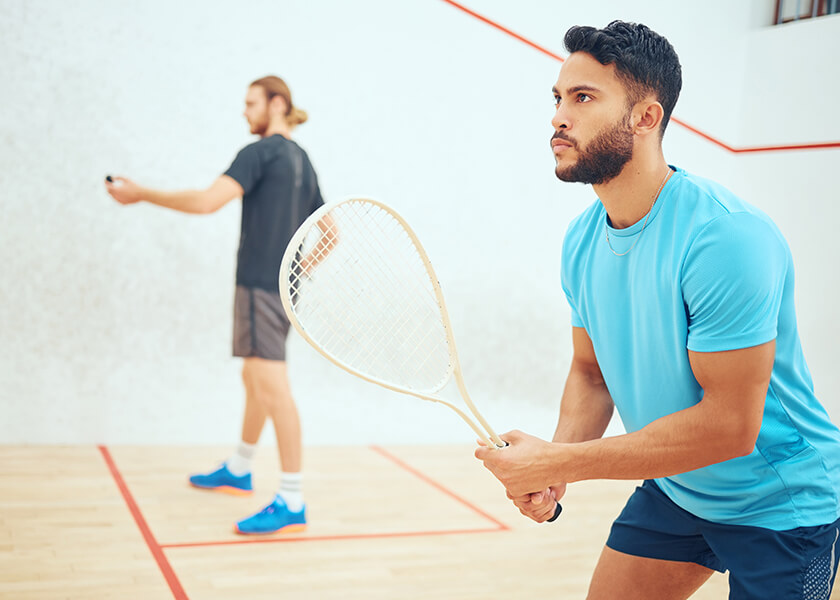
[
  {"x1": 269, "y1": 95, "x2": 288, "y2": 116},
  {"x1": 633, "y1": 99, "x2": 664, "y2": 137}
]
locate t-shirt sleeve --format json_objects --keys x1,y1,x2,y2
[
  {"x1": 223, "y1": 144, "x2": 262, "y2": 195},
  {"x1": 563, "y1": 286, "x2": 585, "y2": 328},
  {"x1": 561, "y1": 232, "x2": 585, "y2": 329},
  {"x1": 682, "y1": 212, "x2": 788, "y2": 353}
]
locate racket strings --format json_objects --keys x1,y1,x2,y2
[
  {"x1": 300, "y1": 208, "x2": 434, "y2": 351},
  {"x1": 362, "y1": 215, "x2": 452, "y2": 380},
  {"x1": 305, "y1": 209, "x2": 449, "y2": 388},
  {"x1": 287, "y1": 201, "x2": 453, "y2": 392},
  {"x1": 337, "y1": 205, "x2": 451, "y2": 377}
]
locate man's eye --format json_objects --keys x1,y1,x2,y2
[
  {"x1": 553, "y1": 96, "x2": 561, "y2": 106},
  {"x1": 578, "y1": 94, "x2": 591, "y2": 102}
]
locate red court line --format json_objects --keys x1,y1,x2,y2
[
  {"x1": 160, "y1": 445, "x2": 508, "y2": 549},
  {"x1": 161, "y1": 527, "x2": 502, "y2": 549},
  {"x1": 370, "y1": 445, "x2": 510, "y2": 531},
  {"x1": 98, "y1": 445, "x2": 188, "y2": 600},
  {"x1": 439, "y1": 0, "x2": 565, "y2": 62},
  {"x1": 439, "y1": 0, "x2": 840, "y2": 154}
]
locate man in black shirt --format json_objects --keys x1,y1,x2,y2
[{"x1": 106, "y1": 76, "x2": 323, "y2": 534}]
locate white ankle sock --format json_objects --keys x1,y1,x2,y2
[
  {"x1": 225, "y1": 441, "x2": 257, "y2": 477},
  {"x1": 277, "y1": 472, "x2": 304, "y2": 512}
]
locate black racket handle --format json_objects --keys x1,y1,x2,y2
[{"x1": 547, "y1": 501, "x2": 563, "y2": 522}]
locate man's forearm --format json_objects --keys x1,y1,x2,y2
[
  {"x1": 552, "y1": 363, "x2": 614, "y2": 444},
  {"x1": 300, "y1": 215, "x2": 338, "y2": 272},
  {"x1": 547, "y1": 343, "x2": 771, "y2": 487},
  {"x1": 141, "y1": 188, "x2": 211, "y2": 214},
  {"x1": 549, "y1": 397, "x2": 754, "y2": 486},
  {"x1": 480, "y1": 339, "x2": 771, "y2": 499}
]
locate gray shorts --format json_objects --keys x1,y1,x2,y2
[{"x1": 233, "y1": 285, "x2": 291, "y2": 361}]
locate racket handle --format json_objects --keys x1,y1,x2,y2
[{"x1": 498, "y1": 441, "x2": 563, "y2": 521}]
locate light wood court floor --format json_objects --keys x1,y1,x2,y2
[{"x1": 5, "y1": 444, "x2": 826, "y2": 599}]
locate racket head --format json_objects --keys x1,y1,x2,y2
[{"x1": 279, "y1": 197, "x2": 459, "y2": 397}]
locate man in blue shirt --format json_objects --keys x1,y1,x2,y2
[{"x1": 476, "y1": 21, "x2": 840, "y2": 599}]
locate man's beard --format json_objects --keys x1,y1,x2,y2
[
  {"x1": 554, "y1": 114, "x2": 634, "y2": 185},
  {"x1": 250, "y1": 112, "x2": 270, "y2": 136}
]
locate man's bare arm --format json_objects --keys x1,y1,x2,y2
[
  {"x1": 105, "y1": 175, "x2": 243, "y2": 214},
  {"x1": 479, "y1": 339, "x2": 773, "y2": 497},
  {"x1": 503, "y1": 326, "x2": 614, "y2": 522},
  {"x1": 553, "y1": 326, "x2": 615, "y2": 444},
  {"x1": 297, "y1": 214, "x2": 338, "y2": 274}
]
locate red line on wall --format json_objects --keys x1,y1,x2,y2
[
  {"x1": 98, "y1": 445, "x2": 188, "y2": 600},
  {"x1": 370, "y1": 445, "x2": 510, "y2": 531},
  {"x1": 439, "y1": 0, "x2": 840, "y2": 154},
  {"x1": 439, "y1": 0, "x2": 566, "y2": 63}
]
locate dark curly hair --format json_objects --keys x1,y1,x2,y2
[{"x1": 564, "y1": 21, "x2": 682, "y2": 136}]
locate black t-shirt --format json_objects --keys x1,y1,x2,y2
[{"x1": 224, "y1": 135, "x2": 324, "y2": 292}]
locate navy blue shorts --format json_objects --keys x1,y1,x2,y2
[{"x1": 607, "y1": 480, "x2": 840, "y2": 599}]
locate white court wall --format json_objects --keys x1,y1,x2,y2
[{"x1": 0, "y1": 1, "x2": 837, "y2": 445}]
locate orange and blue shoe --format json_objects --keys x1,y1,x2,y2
[
  {"x1": 235, "y1": 497, "x2": 307, "y2": 535},
  {"x1": 188, "y1": 464, "x2": 253, "y2": 496}
]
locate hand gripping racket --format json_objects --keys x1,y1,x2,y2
[{"x1": 279, "y1": 197, "x2": 561, "y2": 521}]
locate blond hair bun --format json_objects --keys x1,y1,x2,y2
[{"x1": 287, "y1": 107, "x2": 308, "y2": 127}]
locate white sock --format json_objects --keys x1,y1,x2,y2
[
  {"x1": 276, "y1": 472, "x2": 304, "y2": 512},
  {"x1": 225, "y1": 441, "x2": 257, "y2": 477}
]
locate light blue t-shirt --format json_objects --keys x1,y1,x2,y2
[{"x1": 561, "y1": 166, "x2": 840, "y2": 530}]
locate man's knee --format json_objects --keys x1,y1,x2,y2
[
  {"x1": 243, "y1": 358, "x2": 292, "y2": 409},
  {"x1": 587, "y1": 547, "x2": 713, "y2": 600}
]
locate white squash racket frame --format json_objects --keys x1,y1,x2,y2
[
  {"x1": 279, "y1": 197, "x2": 562, "y2": 521},
  {"x1": 279, "y1": 197, "x2": 505, "y2": 448}
]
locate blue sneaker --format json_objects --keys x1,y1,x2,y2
[
  {"x1": 235, "y1": 497, "x2": 307, "y2": 535},
  {"x1": 189, "y1": 464, "x2": 253, "y2": 496}
]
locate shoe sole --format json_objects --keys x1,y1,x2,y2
[
  {"x1": 189, "y1": 483, "x2": 253, "y2": 496},
  {"x1": 234, "y1": 523, "x2": 307, "y2": 536}
]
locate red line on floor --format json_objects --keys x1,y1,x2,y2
[
  {"x1": 370, "y1": 445, "x2": 510, "y2": 531},
  {"x1": 98, "y1": 445, "x2": 188, "y2": 600},
  {"x1": 160, "y1": 445, "x2": 507, "y2": 550},
  {"x1": 439, "y1": 0, "x2": 840, "y2": 154},
  {"x1": 161, "y1": 526, "x2": 502, "y2": 549}
]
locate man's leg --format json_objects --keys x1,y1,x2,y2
[
  {"x1": 240, "y1": 364, "x2": 268, "y2": 445},
  {"x1": 212, "y1": 364, "x2": 267, "y2": 480},
  {"x1": 241, "y1": 357, "x2": 301, "y2": 472},
  {"x1": 186, "y1": 360, "x2": 262, "y2": 495},
  {"x1": 587, "y1": 546, "x2": 714, "y2": 600},
  {"x1": 594, "y1": 480, "x2": 724, "y2": 599},
  {"x1": 235, "y1": 357, "x2": 306, "y2": 535}
]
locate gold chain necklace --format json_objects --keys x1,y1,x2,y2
[{"x1": 605, "y1": 168, "x2": 673, "y2": 257}]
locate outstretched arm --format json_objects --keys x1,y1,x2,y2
[{"x1": 105, "y1": 175, "x2": 243, "y2": 214}]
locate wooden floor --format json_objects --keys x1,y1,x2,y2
[{"x1": 1, "y1": 444, "x2": 831, "y2": 600}]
